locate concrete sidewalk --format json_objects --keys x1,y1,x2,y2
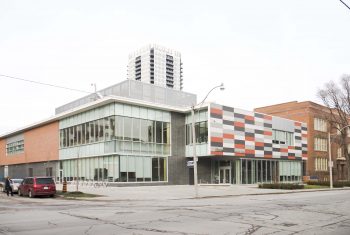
[{"x1": 55, "y1": 183, "x2": 349, "y2": 201}]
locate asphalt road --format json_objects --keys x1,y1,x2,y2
[{"x1": 0, "y1": 190, "x2": 350, "y2": 235}]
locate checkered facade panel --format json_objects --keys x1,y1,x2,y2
[{"x1": 210, "y1": 104, "x2": 308, "y2": 160}]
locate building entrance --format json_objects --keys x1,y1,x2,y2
[{"x1": 219, "y1": 167, "x2": 231, "y2": 184}]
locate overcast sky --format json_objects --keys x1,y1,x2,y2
[{"x1": 1, "y1": 0, "x2": 350, "y2": 134}]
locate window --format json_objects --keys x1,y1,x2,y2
[
  {"x1": 132, "y1": 118, "x2": 141, "y2": 141},
  {"x1": 46, "y1": 167, "x2": 53, "y2": 177},
  {"x1": 95, "y1": 120, "x2": 99, "y2": 141},
  {"x1": 6, "y1": 139, "x2": 24, "y2": 155},
  {"x1": 163, "y1": 122, "x2": 170, "y2": 144},
  {"x1": 74, "y1": 126, "x2": 77, "y2": 145},
  {"x1": 99, "y1": 119, "x2": 104, "y2": 141},
  {"x1": 85, "y1": 123, "x2": 90, "y2": 143},
  {"x1": 337, "y1": 147, "x2": 343, "y2": 159},
  {"x1": 77, "y1": 125, "x2": 82, "y2": 145},
  {"x1": 109, "y1": 116, "x2": 115, "y2": 139},
  {"x1": 185, "y1": 121, "x2": 208, "y2": 145},
  {"x1": 198, "y1": 122, "x2": 208, "y2": 143},
  {"x1": 152, "y1": 158, "x2": 159, "y2": 181},
  {"x1": 115, "y1": 116, "x2": 123, "y2": 140},
  {"x1": 81, "y1": 124, "x2": 86, "y2": 144},
  {"x1": 147, "y1": 120, "x2": 155, "y2": 142},
  {"x1": 90, "y1": 122, "x2": 94, "y2": 143},
  {"x1": 59, "y1": 115, "x2": 170, "y2": 148},
  {"x1": 315, "y1": 158, "x2": 328, "y2": 171},
  {"x1": 314, "y1": 118, "x2": 327, "y2": 132},
  {"x1": 69, "y1": 127, "x2": 74, "y2": 146},
  {"x1": 124, "y1": 117, "x2": 132, "y2": 141},
  {"x1": 28, "y1": 168, "x2": 33, "y2": 177},
  {"x1": 314, "y1": 138, "x2": 327, "y2": 151},
  {"x1": 155, "y1": 121, "x2": 162, "y2": 143},
  {"x1": 272, "y1": 129, "x2": 294, "y2": 145}
]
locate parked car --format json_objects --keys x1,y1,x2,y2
[
  {"x1": 18, "y1": 177, "x2": 56, "y2": 198},
  {"x1": 0, "y1": 181, "x2": 4, "y2": 192},
  {"x1": 9, "y1": 179, "x2": 23, "y2": 193}
]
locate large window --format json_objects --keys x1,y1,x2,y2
[
  {"x1": 314, "y1": 138, "x2": 327, "y2": 151},
  {"x1": 6, "y1": 139, "x2": 24, "y2": 155},
  {"x1": 272, "y1": 129, "x2": 294, "y2": 145},
  {"x1": 60, "y1": 116, "x2": 170, "y2": 149},
  {"x1": 62, "y1": 155, "x2": 167, "y2": 183},
  {"x1": 314, "y1": 118, "x2": 327, "y2": 132},
  {"x1": 315, "y1": 157, "x2": 328, "y2": 171},
  {"x1": 185, "y1": 121, "x2": 208, "y2": 145}
]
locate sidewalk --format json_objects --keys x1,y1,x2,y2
[{"x1": 55, "y1": 183, "x2": 350, "y2": 201}]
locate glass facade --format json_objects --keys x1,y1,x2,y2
[
  {"x1": 60, "y1": 116, "x2": 170, "y2": 149},
  {"x1": 58, "y1": 103, "x2": 171, "y2": 184},
  {"x1": 211, "y1": 159, "x2": 302, "y2": 184},
  {"x1": 61, "y1": 155, "x2": 167, "y2": 183}
]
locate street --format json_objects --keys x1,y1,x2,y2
[{"x1": 0, "y1": 189, "x2": 350, "y2": 234}]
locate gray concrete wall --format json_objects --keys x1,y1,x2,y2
[
  {"x1": 198, "y1": 158, "x2": 212, "y2": 184},
  {"x1": 168, "y1": 112, "x2": 189, "y2": 185},
  {"x1": 7, "y1": 161, "x2": 59, "y2": 180}
]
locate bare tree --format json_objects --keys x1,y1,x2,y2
[{"x1": 318, "y1": 74, "x2": 350, "y2": 180}]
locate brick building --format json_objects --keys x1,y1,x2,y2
[{"x1": 255, "y1": 101, "x2": 348, "y2": 181}]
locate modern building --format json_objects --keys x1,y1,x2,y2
[
  {"x1": 0, "y1": 81, "x2": 307, "y2": 185},
  {"x1": 127, "y1": 44, "x2": 183, "y2": 90},
  {"x1": 255, "y1": 101, "x2": 348, "y2": 181}
]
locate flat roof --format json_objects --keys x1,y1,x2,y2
[{"x1": 0, "y1": 94, "x2": 196, "y2": 139}]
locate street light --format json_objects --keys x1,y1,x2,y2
[
  {"x1": 328, "y1": 124, "x2": 350, "y2": 189},
  {"x1": 192, "y1": 83, "x2": 225, "y2": 198}
]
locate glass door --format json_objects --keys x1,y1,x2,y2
[{"x1": 219, "y1": 167, "x2": 231, "y2": 184}]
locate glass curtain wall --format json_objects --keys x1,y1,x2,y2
[
  {"x1": 241, "y1": 159, "x2": 301, "y2": 184},
  {"x1": 60, "y1": 115, "x2": 170, "y2": 156},
  {"x1": 212, "y1": 159, "x2": 302, "y2": 184},
  {"x1": 62, "y1": 155, "x2": 167, "y2": 183}
]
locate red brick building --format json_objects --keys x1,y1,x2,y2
[{"x1": 255, "y1": 101, "x2": 348, "y2": 181}]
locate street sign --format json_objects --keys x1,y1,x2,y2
[
  {"x1": 187, "y1": 161, "x2": 194, "y2": 167},
  {"x1": 329, "y1": 161, "x2": 334, "y2": 168}
]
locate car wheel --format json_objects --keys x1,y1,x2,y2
[
  {"x1": 18, "y1": 189, "x2": 22, "y2": 197},
  {"x1": 50, "y1": 194, "x2": 54, "y2": 198},
  {"x1": 29, "y1": 190, "x2": 34, "y2": 198}
]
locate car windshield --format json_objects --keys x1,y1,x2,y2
[
  {"x1": 12, "y1": 179, "x2": 23, "y2": 184},
  {"x1": 36, "y1": 178, "x2": 54, "y2": 184}
]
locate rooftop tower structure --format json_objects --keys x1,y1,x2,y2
[{"x1": 127, "y1": 44, "x2": 183, "y2": 90}]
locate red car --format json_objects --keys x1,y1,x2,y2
[{"x1": 18, "y1": 177, "x2": 56, "y2": 198}]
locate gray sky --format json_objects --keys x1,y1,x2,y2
[{"x1": 1, "y1": 0, "x2": 350, "y2": 134}]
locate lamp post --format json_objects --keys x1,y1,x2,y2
[
  {"x1": 328, "y1": 124, "x2": 350, "y2": 189},
  {"x1": 192, "y1": 83, "x2": 224, "y2": 198}
]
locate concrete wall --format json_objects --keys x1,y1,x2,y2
[{"x1": 168, "y1": 112, "x2": 189, "y2": 185}]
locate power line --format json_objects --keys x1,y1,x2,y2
[
  {"x1": 340, "y1": 0, "x2": 350, "y2": 11},
  {"x1": 0, "y1": 74, "x2": 93, "y2": 94}
]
